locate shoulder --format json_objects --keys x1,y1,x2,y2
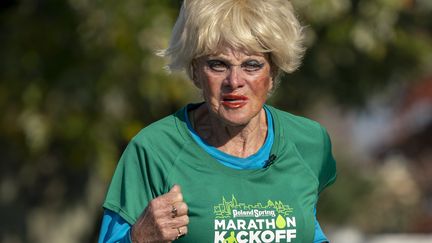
[
  {"x1": 267, "y1": 105, "x2": 323, "y2": 138},
  {"x1": 118, "y1": 106, "x2": 190, "y2": 175},
  {"x1": 267, "y1": 105, "x2": 336, "y2": 192},
  {"x1": 131, "y1": 107, "x2": 187, "y2": 148},
  {"x1": 267, "y1": 105, "x2": 326, "y2": 160}
]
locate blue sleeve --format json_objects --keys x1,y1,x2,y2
[
  {"x1": 98, "y1": 209, "x2": 132, "y2": 243},
  {"x1": 313, "y1": 207, "x2": 329, "y2": 243}
]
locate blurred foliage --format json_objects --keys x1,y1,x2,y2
[
  {"x1": 0, "y1": 0, "x2": 431, "y2": 242},
  {"x1": 317, "y1": 158, "x2": 374, "y2": 227},
  {"x1": 274, "y1": 0, "x2": 432, "y2": 111}
]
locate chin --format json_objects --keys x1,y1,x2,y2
[
  {"x1": 219, "y1": 113, "x2": 254, "y2": 127},
  {"x1": 221, "y1": 105, "x2": 263, "y2": 125}
]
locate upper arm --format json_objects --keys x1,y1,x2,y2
[
  {"x1": 103, "y1": 139, "x2": 167, "y2": 224},
  {"x1": 318, "y1": 126, "x2": 337, "y2": 193}
]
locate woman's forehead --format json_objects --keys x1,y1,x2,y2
[{"x1": 205, "y1": 47, "x2": 267, "y2": 60}]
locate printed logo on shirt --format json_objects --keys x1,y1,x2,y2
[{"x1": 213, "y1": 195, "x2": 297, "y2": 243}]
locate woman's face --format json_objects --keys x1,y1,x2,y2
[{"x1": 194, "y1": 48, "x2": 273, "y2": 126}]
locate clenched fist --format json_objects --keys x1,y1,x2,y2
[{"x1": 131, "y1": 185, "x2": 189, "y2": 243}]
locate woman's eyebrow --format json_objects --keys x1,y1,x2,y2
[
  {"x1": 206, "y1": 56, "x2": 264, "y2": 62},
  {"x1": 206, "y1": 55, "x2": 230, "y2": 60}
]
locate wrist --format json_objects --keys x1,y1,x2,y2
[{"x1": 130, "y1": 224, "x2": 142, "y2": 243}]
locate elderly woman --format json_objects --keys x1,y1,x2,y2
[{"x1": 99, "y1": 0, "x2": 336, "y2": 242}]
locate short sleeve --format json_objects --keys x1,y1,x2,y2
[
  {"x1": 102, "y1": 139, "x2": 166, "y2": 225},
  {"x1": 318, "y1": 126, "x2": 337, "y2": 193}
]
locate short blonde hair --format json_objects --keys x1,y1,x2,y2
[{"x1": 159, "y1": 0, "x2": 305, "y2": 80}]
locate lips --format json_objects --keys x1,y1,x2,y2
[{"x1": 221, "y1": 94, "x2": 248, "y2": 108}]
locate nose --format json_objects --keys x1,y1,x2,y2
[{"x1": 224, "y1": 66, "x2": 245, "y2": 89}]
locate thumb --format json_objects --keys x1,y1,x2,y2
[{"x1": 169, "y1": 184, "x2": 182, "y2": 194}]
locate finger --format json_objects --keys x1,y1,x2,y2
[
  {"x1": 168, "y1": 215, "x2": 189, "y2": 228},
  {"x1": 172, "y1": 201, "x2": 188, "y2": 217},
  {"x1": 168, "y1": 185, "x2": 183, "y2": 203},
  {"x1": 176, "y1": 225, "x2": 188, "y2": 238},
  {"x1": 169, "y1": 184, "x2": 181, "y2": 194},
  {"x1": 158, "y1": 185, "x2": 183, "y2": 204},
  {"x1": 169, "y1": 225, "x2": 188, "y2": 241}
]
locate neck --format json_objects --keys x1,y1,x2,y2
[{"x1": 191, "y1": 104, "x2": 268, "y2": 158}]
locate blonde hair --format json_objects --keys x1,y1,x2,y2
[{"x1": 159, "y1": 0, "x2": 305, "y2": 80}]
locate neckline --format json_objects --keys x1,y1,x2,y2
[
  {"x1": 185, "y1": 104, "x2": 274, "y2": 169},
  {"x1": 175, "y1": 103, "x2": 285, "y2": 176}
]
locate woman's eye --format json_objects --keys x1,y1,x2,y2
[
  {"x1": 242, "y1": 61, "x2": 265, "y2": 72},
  {"x1": 206, "y1": 60, "x2": 228, "y2": 72}
]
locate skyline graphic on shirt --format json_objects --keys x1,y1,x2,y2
[{"x1": 213, "y1": 195, "x2": 293, "y2": 219}]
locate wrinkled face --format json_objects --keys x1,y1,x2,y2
[{"x1": 194, "y1": 48, "x2": 273, "y2": 126}]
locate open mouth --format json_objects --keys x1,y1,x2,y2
[
  {"x1": 222, "y1": 94, "x2": 248, "y2": 101},
  {"x1": 221, "y1": 94, "x2": 248, "y2": 108}
]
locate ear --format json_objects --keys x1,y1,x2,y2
[
  {"x1": 269, "y1": 63, "x2": 281, "y2": 94},
  {"x1": 191, "y1": 60, "x2": 202, "y2": 89},
  {"x1": 267, "y1": 54, "x2": 278, "y2": 93},
  {"x1": 269, "y1": 76, "x2": 274, "y2": 91},
  {"x1": 264, "y1": 76, "x2": 273, "y2": 97}
]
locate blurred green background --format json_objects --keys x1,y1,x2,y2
[{"x1": 1, "y1": 0, "x2": 431, "y2": 242}]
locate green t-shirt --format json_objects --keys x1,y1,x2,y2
[{"x1": 103, "y1": 104, "x2": 337, "y2": 243}]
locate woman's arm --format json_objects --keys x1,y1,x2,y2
[
  {"x1": 99, "y1": 185, "x2": 188, "y2": 243},
  {"x1": 313, "y1": 207, "x2": 330, "y2": 243},
  {"x1": 98, "y1": 209, "x2": 132, "y2": 243}
]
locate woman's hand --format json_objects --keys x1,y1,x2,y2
[{"x1": 131, "y1": 185, "x2": 189, "y2": 243}]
